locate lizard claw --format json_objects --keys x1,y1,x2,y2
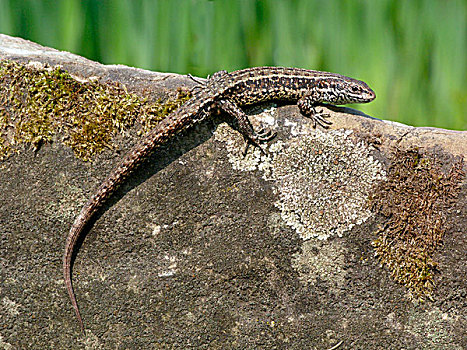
[
  {"x1": 242, "y1": 139, "x2": 268, "y2": 157},
  {"x1": 311, "y1": 112, "x2": 332, "y2": 129},
  {"x1": 240, "y1": 127, "x2": 275, "y2": 156},
  {"x1": 298, "y1": 99, "x2": 333, "y2": 129},
  {"x1": 255, "y1": 127, "x2": 276, "y2": 142},
  {"x1": 242, "y1": 127, "x2": 276, "y2": 156}
]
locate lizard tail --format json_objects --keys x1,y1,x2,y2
[
  {"x1": 64, "y1": 207, "x2": 88, "y2": 333},
  {"x1": 63, "y1": 155, "x2": 140, "y2": 332},
  {"x1": 62, "y1": 95, "x2": 207, "y2": 330},
  {"x1": 63, "y1": 122, "x2": 174, "y2": 331}
]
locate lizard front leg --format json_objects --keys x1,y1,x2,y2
[
  {"x1": 297, "y1": 95, "x2": 333, "y2": 128},
  {"x1": 216, "y1": 99, "x2": 275, "y2": 153}
]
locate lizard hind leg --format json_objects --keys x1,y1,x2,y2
[
  {"x1": 187, "y1": 74, "x2": 207, "y2": 94},
  {"x1": 187, "y1": 73, "x2": 206, "y2": 86},
  {"x1": 297, "y1": 96, "x2": 333, "y2": 128},
  {"x1": 216, "y1": 99, "x2": 275, "y2": 155}
]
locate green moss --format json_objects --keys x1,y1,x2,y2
[
  {"x1": 0, "y1": 60, "x2": 191, "y2": 161},
  {"x1": 370, "y1": 149, "x2": 464, "y2": 300},
  {"x1": 138, "y1": 87, "x2": 192, "y2": 135},
  {"x1": 0, "y1": 137, "x2": 11, "y2": 160}
]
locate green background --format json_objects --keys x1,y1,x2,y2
[{"x1": 1, "y1": 0, "x2": 465, "y2": 130}]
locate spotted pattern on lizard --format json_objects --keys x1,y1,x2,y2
[{"x1": 63, "y1": 66, "x2": 376, "y2": 332}]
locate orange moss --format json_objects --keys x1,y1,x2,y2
[{"x1": 370, "y1": 149, "x2": 464, "y2": 299}]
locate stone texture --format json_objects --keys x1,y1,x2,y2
[{"x1": 0, "y1": 34, "x2": 466, "y2": 349}]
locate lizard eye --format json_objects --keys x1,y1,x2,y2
[{"x1": 351, "y1": 86, "x2": 360, "y2": 92}]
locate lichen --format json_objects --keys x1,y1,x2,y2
[
  {"x1": 0, "y1": 60, "x2": 191, "y2": 161},
  {"x1": 406, "y1": 308, "x2": 463, "y2": 348},
  {"x1": 268, "y1": 129, "x2": 386, "y2": 240},
  {"x1": 370, "y1": 148, "x2": 464, "y2": 300},
  {"x1": 215, "y1": 109, "x2": 387, "y2": 241}
]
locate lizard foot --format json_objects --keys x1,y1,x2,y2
[
  {"x1": 310, "y1": 109, "x2": 332, "y2": 129},
  {"x1": 254, "y1": 127, "x2": 276, "y2": 142},
  {"x1": 297, "y1": 99, "x2": 333, "y2": 129},
  {"x1": 242, "y1": 127, "x2": 276, "y2": 156}
]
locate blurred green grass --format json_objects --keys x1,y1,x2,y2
[{"x1": 0, "y1": 0, "x2": 465, "y2": 130}]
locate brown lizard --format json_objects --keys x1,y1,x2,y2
[{"x1": 64, "y1": 66, "x2": 375, "y2": 331}]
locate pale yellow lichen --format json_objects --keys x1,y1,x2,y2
[{"x1": 215, "y1": 107, "x2": 386, "y2": 241}]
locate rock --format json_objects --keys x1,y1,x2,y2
[{"x1": 0, "y1": 34, "x2": 465, "y2": 349}]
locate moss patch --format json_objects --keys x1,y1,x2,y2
[
  {"x1": 370, "y1": 148, "x2": 464, "y2": 300},
  {"x1": 0, "y1": 60, "x2": 191, "y2": 161}
]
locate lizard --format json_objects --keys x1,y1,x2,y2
[{"x1": 63, "y1": 66, "x2": 376, "y2": 332}]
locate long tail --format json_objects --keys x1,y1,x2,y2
[
  {"x1": 64, "y1": 209, "x2": 88, "y2": 332},
  {"x1": 63, "y1": 120, "x2": 174, "y2": 332}
]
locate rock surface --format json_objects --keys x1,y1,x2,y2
[{"x1": 0, "y1": 34, "x2": 466, "y2": 349}]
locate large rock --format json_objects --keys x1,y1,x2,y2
[{"x1": 0, "y1": 34, "x2": 465, "y2": 349}]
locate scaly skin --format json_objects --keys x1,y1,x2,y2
[{"x1": 64, "y1": 66, "x2": 375, "y2": 331}]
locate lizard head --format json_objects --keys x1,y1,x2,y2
[{"x1": 314, "y1": 76, "x2": 376, "y2": 105}]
